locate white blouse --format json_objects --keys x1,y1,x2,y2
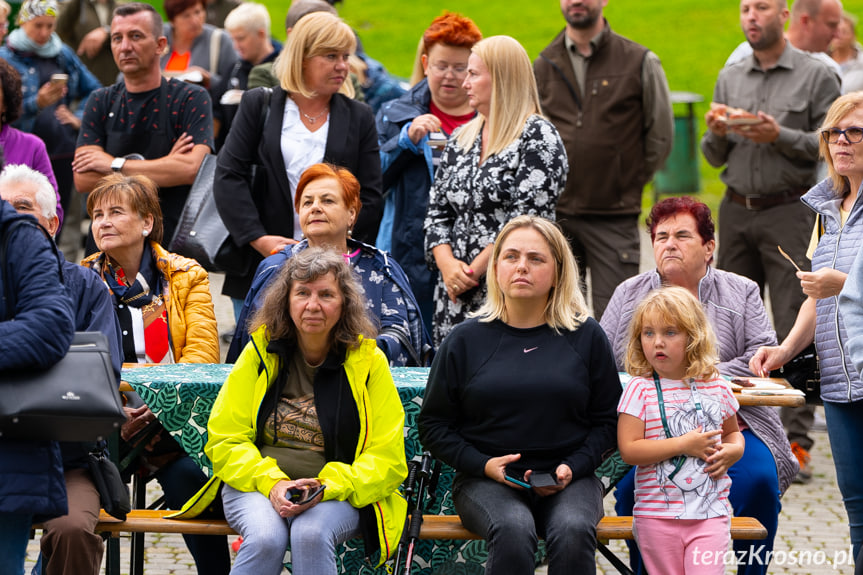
[{"x1": 281, "y1": 98, "x2": 329, "y2": 239}]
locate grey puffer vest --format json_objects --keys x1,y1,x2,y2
[{"x1": 802, "y1": 179, "x2": 863, "y2": 403}]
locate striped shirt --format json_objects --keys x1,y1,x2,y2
[{"x1": 618, "y1": 375, "x2": 739, "y2": 519}]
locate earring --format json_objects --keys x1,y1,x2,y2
[
  {"x1": 347, "y1": 228, "x2": 353, "y2": 237},
  {"x1": 142, "y1": 230, "x2": 149, "y2": 237}
]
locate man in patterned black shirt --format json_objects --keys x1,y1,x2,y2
[{"x1": 72, "y1": 2, "x2": 213, "y2": 245}]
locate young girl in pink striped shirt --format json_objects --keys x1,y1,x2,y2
[{"x1": 617, "y1": 286, "x2": 745, "y2": 575}]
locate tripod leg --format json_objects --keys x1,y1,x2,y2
[{"x1": 394, "y1": 461, "x2": 420, "y2": 575}]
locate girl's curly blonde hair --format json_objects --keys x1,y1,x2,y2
[{"x1": 624, "y1": 286, "x2": 719, "y2": 380}]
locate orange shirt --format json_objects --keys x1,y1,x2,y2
[{"x1": 165, "y1": 52, "x2": 190, "y2": 72}]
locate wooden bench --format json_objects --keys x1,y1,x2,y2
[
  {"x1": 42, "y1": 511, "x2": 761, "y2": 575},
  {"x1": 91, "y1": 509, "x2": 767, "y2": 542}
]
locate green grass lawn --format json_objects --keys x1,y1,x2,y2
[{"x1": 258, "y1": 0, "x2": 863, "y2": 217}]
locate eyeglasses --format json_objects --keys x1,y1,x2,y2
[
  {"x1": 821, "y1": 126, "x2": 863, "y2": 144},
  {"x1": 429, "y1": 62, "x2": 468, "y2": 77}
]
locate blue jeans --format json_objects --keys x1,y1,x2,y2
[
  {"x1": 222, "y1": 483, "x2": 361, "y2": 575},
  {"x1": 231, "y1": 297, "x2": 245, "y2": 323},
  {"x1": 824, "y1": 400, "x2": 863, "y2": 559},
  {"x1": 155, "y1": 456, "x2": 230, "y2": 575},
  {"x1": 615, "y1": 429, "x2": 781, "y2": 575},
  {"x1": 453, "y1": 473, "x2": 604, "y2": 575},
  {"x1": 0, "y1": 512, "x2": 32, "y2": 575}
]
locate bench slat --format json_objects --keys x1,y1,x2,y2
[
  {"x1": 91, "y1": 510, "x2": 766, "y2": 542},
  {"x1": 417, "y1": 515, "x2": 766, "y2": 541},
  {"x1": 96, "y1": 510, "x2": 236, "y2": 536}
]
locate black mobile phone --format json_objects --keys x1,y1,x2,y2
[
  {"x1": 287, "y1": 484, "x2": 326, "y2": 505},
  {"x1": 529, "y1": 472, "x2": 559, "y2": 488}
]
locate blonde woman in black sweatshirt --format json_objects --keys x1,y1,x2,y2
[{"x1": 419, "y1": 215, "x2": 620, "y2": 575}]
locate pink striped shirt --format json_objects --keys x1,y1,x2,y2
[{"x1": 618, "y1": 375, "x2": 739, "y2": 519}]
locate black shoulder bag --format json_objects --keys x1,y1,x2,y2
[
  {"x1": 169, "y1": 87, "x2": 273, "y2": 275},
  {"x1": 770, "y1": 343, "x2": 821, "y2": 405},
  {"x1": 0, "y1": 219, "x2": 127, "y2": 441}
]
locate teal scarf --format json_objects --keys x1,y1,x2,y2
[{"x1": 7, "y1": 28, "x2": 63, "y2": 59}]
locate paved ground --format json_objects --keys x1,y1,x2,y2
[{"x1": 24, "y1": 231, "x2": 855, "y2": 573}]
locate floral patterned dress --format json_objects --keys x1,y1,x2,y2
[{"x1": 424, "y1": 114, "x2": 568, "y2": 345}]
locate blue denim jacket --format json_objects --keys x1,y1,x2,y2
[{"x1": 0, "y1": 41, "x2": 101, "y2": 133}]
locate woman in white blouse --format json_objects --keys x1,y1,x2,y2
[{"x1": 213, "y1": 11, "x2": 382, "y2": 314}]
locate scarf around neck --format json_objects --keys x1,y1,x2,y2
[
  {"x1": 97, "y1": 249, "x2": 159, "y2": 308},
  {"x1": 7, "y1": 28, "x2": 63, "y2": 59},
  {"x1": 95, "y1": 246, "x2": 171, "y2": 363}
]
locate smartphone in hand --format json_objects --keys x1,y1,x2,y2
[
  {"x1": 286, "y1": 484, "x2": 326, "y2": 505},
  {"x1": 427, "y1": 132, "x2": 448, "y2": 149},
  {"x1": 528, "y1": 472, "x2": 559, "y2": 488}
]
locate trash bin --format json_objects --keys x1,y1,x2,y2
[{"x1": 653, "y1": 91, "x2": 703, "y2": 203}]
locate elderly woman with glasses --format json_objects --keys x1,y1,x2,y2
[{"x1": 752, "y1": 92, "x2": 863, "y2": 561}]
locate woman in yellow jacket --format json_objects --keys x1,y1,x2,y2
[
  {"x1": 82, "y1": 174, "x2": 219, "y2": 364},
  {"x1": 82, "y1": 173, "x2": 230, "y2": 574},
  {"x1": 184, "y1": 248, "x2": 407, "y2": 574}
]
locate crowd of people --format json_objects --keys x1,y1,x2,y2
[{"x1": 3, "y1": 0, "x2": 863, "y2": 573}]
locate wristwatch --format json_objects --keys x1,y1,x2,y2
[{"x1": 110, "y1": 157, "x2": 126, "y2": 172}]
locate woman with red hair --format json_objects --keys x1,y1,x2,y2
[
  {"x1": 375, "y1": 12, "x2": 482, "y2": 329},
  {"x1": 227, "y1": 163, "x2": 432, "y2": 367}
]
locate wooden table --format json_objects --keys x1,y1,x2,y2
[
  {"x1": 733, "y1": 390, "x2": 805, "y2": 407},
  {"x1": 730, "y1": 377, "x2": 806, "y2": 408}
]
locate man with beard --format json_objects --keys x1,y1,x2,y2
[
  {"x1": 534, "y1": 0, "x2": 673, "y2": 320},
  {"x1": 726, "y1": 0, "x2": 843, "y2": 76},
  {"x1": 702, "y1": 0, "x2": 839, "y2": 482}
]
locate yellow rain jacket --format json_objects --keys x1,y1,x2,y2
[{"x1": 174, "y1": 325, "x2": 408, "y2": 565}]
